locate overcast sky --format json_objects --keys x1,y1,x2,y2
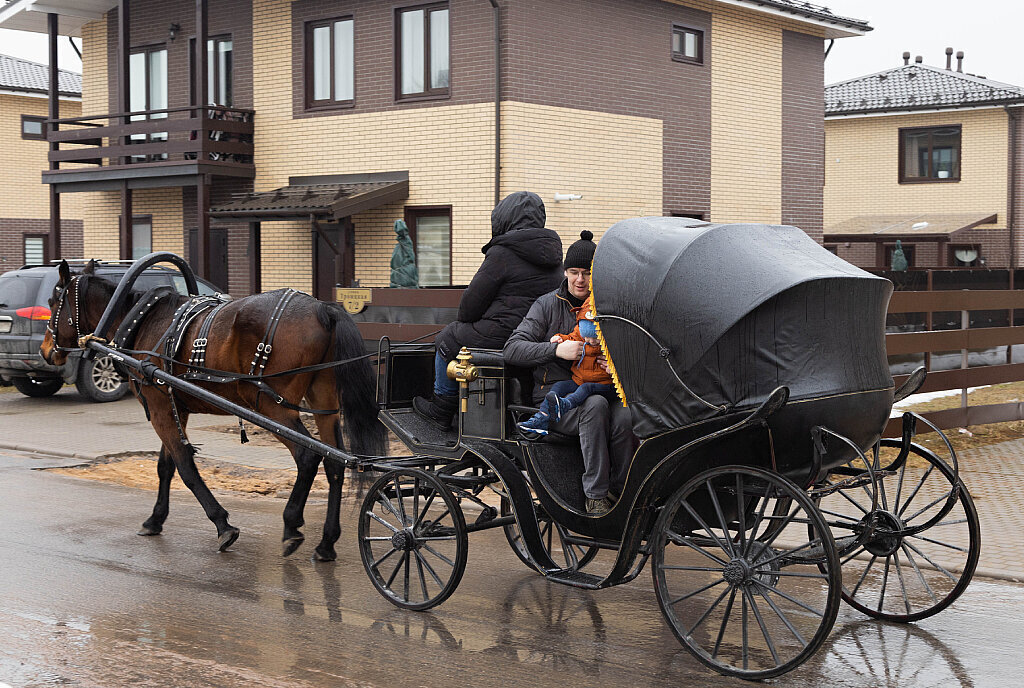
[{"x1": 2, "y1": 0, "x2": 1024, "y2": 88}]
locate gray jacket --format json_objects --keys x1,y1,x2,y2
[{"x1": 503, "y1": 280, "x2": 582, "y2": 404}]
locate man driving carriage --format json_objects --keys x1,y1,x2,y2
[{"x1": 504, "y1": 231, "x2": 635, "y2": 516}]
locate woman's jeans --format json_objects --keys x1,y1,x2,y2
[{"x1": 434, "y1": 352, "x2": 459, "y2": 397}]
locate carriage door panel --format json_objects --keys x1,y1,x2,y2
[{"x1": 187, "y1": 227, "x2": 228, "y2": 291}]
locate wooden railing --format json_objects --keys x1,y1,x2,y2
[
  {"x1": 884, "y1": 288, "x2": 1024, "y2": 435},
  {"x1": 46, "y1": 106, "x2": 255, "y2": 170}
]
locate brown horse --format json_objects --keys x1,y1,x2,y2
[{"x1": 41, "y1": 259, "x2": 387, "y2": 560}]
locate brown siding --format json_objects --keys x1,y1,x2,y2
[
  {"x1": 0, "y1": 219, "x2": 84, "y2": 267},
  {"x1": 503, "y1": 0, "x2": 712, "y2": 217},
  {"x1": 781, "y1": 29, "x2": 823, "y2": 239},
  {"x1": 290, "y1": 0, "x2": 495, "y2": 118}
]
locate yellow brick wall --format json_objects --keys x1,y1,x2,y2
[
  {"x1": 80, "y1": 17, "x2": 118, "y2": 259},
  {"x1": 500, "y1": 101, "x2": 663, "y2": 251},
  {"x1": 0, "y1": 94, "x2": 82, "y2": 220},
  {"x1": 825, "y1": 109, "x2": 1008, "y2": 229}
]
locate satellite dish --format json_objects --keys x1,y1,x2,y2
[
  {"x1": 954, "y1": 248, "x2": 978, "y2": 264},
  {"x1": 911, "y1": 221, "x2": 929, "y2": 230}
]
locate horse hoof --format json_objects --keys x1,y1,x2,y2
[
  {"x1": 313, "y1": 547, "x2": 336, "y2": 562},
  {"x1": 282, "y1": 537, "x2": 304, "y2": 557},
  {"x1": 218, "y1": 527, "x2": 240, "y2": 552},
  {"x1": 137, "y1": 525, "x2": 162, "y2": 536}
]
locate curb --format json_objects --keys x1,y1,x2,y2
[{"x1": 0, "y1": 441, "x2": 102, "y2": 461}]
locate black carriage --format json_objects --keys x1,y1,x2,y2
[
  {"x1": 69, "y1": 218, "x2": 980, "y2": 680},
  {"x1": 362, "y1": 217, "x2": 980, "y2": 680}
]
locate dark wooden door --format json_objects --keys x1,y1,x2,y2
[
  {"x1": 188, "y1": 227, "x2": 229, "y2": 291},
  {"x1": 313, "y1": 219, "x2": 355, "y2": 300}
]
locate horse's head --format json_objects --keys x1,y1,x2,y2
[{"x1": 40, "y1": 259, "x2": 100, "y2": 366}]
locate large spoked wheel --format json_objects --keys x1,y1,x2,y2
[
  {"x1": 652, "y1": 466, "x2": 841, "y2": 680},
  {"x1": 499, "y1": 496, "x2": 599, "y2": 572},
  {"x1": 358, "y1": 468, "x2": 468, "y2": 611},
  {"x1": 815, "y1": 440, "x2": 981, "y2": 622}
]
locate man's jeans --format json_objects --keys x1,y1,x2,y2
[{"x1": 550, "y1": 394, "x2": 633, "y2": 499}]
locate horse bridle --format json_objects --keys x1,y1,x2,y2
[{"x1": 46, "y1": 275, "x2": 84, "y2": 355}]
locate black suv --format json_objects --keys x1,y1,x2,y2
[{"x1": 0, "y1": 261, "x2": 224, "y2": 401}]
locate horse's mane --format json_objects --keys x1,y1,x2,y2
[{"x1": 77, "y1": 271, "x2": 182, "y2": 337}]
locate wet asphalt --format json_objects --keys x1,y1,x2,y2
[{"x1": 1, "y1": 449, "x2": 1022, "y2": 688}]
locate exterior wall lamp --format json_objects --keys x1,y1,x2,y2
[
  {"x1": 168, "y1": 23, "x2": 180, "y2": 42},
  {"x1": 553, "y1": 193, "x2": 582, "y2": 202}
]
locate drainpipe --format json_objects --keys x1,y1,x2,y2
[
  {"x1": 1009, "y1": 106, "x2": 1020, "y2": 270},
  {"x1": 824, "y1": 38, "x2": 834, "y2": 60},
  {"x1": 486, "y1": 0, "x2": 501, "y2": 205}
]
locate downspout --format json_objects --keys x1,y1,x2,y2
[
  {"x1": 1008, "y1": 105, "x2": 1020, "y2": 270},
  {"x1": 486, "y1": 0, "x2": 501, "y2": 205},
  {"x1": 824, "y1": 38, "x2": 835, "y2": 60}
]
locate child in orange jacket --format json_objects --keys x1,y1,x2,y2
[{"x1": 517, "y1": 296, "x2": 617, "y2": 439}]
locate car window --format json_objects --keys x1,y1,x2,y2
[{"x1": 0, "y1": 275, "x2": 42, "y2": 309}]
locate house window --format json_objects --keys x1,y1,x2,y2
[
  {"x1": 900, "y1": 125, "x2": 961, "y2": 182},
  {"x1": 885, "y1": 243, "x2": 915, "y2": 269},
  {"x1": 21, "y1": 115, "x2": 47, "y2": 140},
  {"x1": 672, "y1": 25, "x2": 703, "y2": 64},
  {"x1": 305, "y1": 18, "x2": 354, "y2": 108},
  {"x1": 132, "y1": 216, "x2": 152, "y2": 260},
  {"x1": 190, "y1": 36, "x2": 234, "y2": 106},
  {"x1": 24, "y1": 235, "x2": 47, "y2": 264},
  {"x1": 397, "y1": 3, "x2": 449, "y2": 99},
  {"x1": 951, "y1": 244, "x2": 980, "y2": 267},
  {"x1": 824, "y1": 244, "x2": 838, "y2": 255},
  {"x1": 405, "y1": 206, "x2": 451, "y2": 286},
  {"x1": 129, "y1": 45, "x2": 168, "y2": 161}
]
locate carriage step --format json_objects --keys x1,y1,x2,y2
[
  {"x1": 379, "y1": 409, "x2": 463, "y2": 459},
  {"x1": 545, "y1": 570, "x2": 605, "y2": 589}
]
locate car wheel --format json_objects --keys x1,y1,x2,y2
[
  {"x1": 75, "y1": 354, "x2": 129, "y2": 402},
  {"x1": 12, "y1": 376, "x2": 64, "y2": 397}
]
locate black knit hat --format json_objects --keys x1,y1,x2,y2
[{"x1": 563, "y1": 230, "x2": 596, "y2": 270}]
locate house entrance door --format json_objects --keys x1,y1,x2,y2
[
  {"x1": 313, "y1": 218, "x2": 355, "y2": 301},
  {"x1": 188, "y1": 227, "x2": 229, "y2": 291}
]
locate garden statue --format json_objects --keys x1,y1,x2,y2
[{"x1": 390, "y1": 219, "x2": 418, "y2": 288}]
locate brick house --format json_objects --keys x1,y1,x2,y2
[
  {"x1": 1, "y1": 0, "x2": 868, "y2": 298},
  {"x1": 0, "y1": 53, "x2": 83, "y2": 269},
  {"x1": 824, "y1": 52, "x2": 1024, "y2": 269}
]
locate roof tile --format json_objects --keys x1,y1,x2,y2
[{"x1": 0, "y1": 52, "x2": 81, "y2": 96}]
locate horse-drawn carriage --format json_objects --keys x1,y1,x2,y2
[{"x1": 42, "y1": 217, "x2": 980, "y2": 680}]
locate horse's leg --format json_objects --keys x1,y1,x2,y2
[
  {"x1": 272, "y1": 410, "x2": 323, "y2": 557},
  {"x1": 145, "y1": 392, "x2": 239, "y2": 551},
  {"x1": 308, "y1": 375, "x2": 346, "y2": 562},
  {"x1": 138, "y1": 445, "x2": 176, "y2": 536}
]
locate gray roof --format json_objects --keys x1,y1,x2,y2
[
  {"x1": 0, "y1": 53, "x2": 81, "y2": 97},
  {"x1": 826, "y1": 63, "x2": 1024, "y2": 116},
  {"x1": 732, "y1": 0, "x2": 870, "y2": 33}
]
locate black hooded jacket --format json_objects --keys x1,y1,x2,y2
[{"x1": 435, "y1": 191, "x2": 563, "y2": 359}]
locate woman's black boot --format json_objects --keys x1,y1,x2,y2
[{"x1": 412, "y1": 393, "x2": 458, "y2": 430}]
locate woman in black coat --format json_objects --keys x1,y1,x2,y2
[{"x1": 413, "y1": 191, "x2": 563, "y2": 428}]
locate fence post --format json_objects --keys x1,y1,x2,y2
[
  {"x1": 962, "y1": 291, "x2": 969, "y2": 411},
  {"x1": 925, "y1": 270, "x2": 934, "y2": 371}
]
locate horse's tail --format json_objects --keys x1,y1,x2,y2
[{"x1": 317, "y1": 302, "x2": 387, "y2": 458}]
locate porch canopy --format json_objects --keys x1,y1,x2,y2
[
  {"x1": 208, "y1": 172, "x2": 409, "y2": 223},
  {"x1": 0, "y1": 0, "x2": 116, "y2": 36},
  {"x1": 825, "y1": 212, "x2": 998, "y2": 243}
]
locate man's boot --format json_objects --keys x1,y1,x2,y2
[{"x1": 412, "y1": 393, "x2": 457, "y2": 430}]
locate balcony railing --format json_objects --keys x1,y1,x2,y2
[{"x1": 45, "y1": 106, "x2": 255, "y2": 174}]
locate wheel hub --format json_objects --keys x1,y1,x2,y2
[
  {"x1": 723, "y1": 558, "x2": 750, "y2": 584},
  {"x1": 391, "y1": 529, "x2": 417, "y2": 551},
  {"x1": 862, "y1": 510, "x2": 904, "y2": 557}
]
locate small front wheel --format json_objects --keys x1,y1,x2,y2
[
  {"x1": 358, "y1": 468, "x2": 468, "y2": 611},
  {"x1": 651, "y1": 465, "x2": 841, "y2": 680}
]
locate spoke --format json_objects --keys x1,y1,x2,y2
[
  {"x1": 362, "y1": 536, "x2": 394, "y2": 541},
  {"x1": 386, "y1": 551, "x2": 408, "y2": 588},
  {"x1": 668, "y1": 577, "x2": 727, "y2": 605},
  {"x1": 902, "y1": 492, "x2": 949, "y2": 524},
  {"x1": 377, "y1": 490, "x2": 404, "y2": 523},
  {"x1": 835, "y1": 487, "x2": 870, "y2": 515},
  {"x1": 712, "y1": 587, "x2": 738, "y2": 660},
  {"x1": 672, "y1": 533, "x2": 730, "y2": 567},
  {"x1": 894, "y1": 455, "x2": 909, "y2": 511},
  {"x1": 367, "y1": 510, "x2": 400, "y2": 533},
  {"x1": 903, "y1": 540, "x2": 960, "y2": 583},
  {"x1": 892, "y1": 551, "x2": 912, "y2": 615},
  {"x1": 770, "y1": 570, "x2": 830, "y2": 580},
  {"x1": 850, "y1": 555, "x2": 878, "y2": 598},
  {"x1": 841, "y1": 547, "x2": 866, "y2": 566},
  {"x1": 753, "y1": 537, "x2": 820, "y2": 568},
  {"x1": 394, "y1": 476, "x2": 409, "y2": 526},
  {"x1": 706, "y1": 479, "x2": 737, "y2": 558},
  {"x1": 877, "y1": 556, "x2": 892, "y2": 613},
  {"x1": 416, "y1": 535, "x2": 459, "y2": 542},
  {"x1": 744, "y1": 588, "x2": 781, "y2": 665},
  {"x1": 752, "y1": 579, "x2": 825, "y2": 617},
  {"x1": 897, "y1": 464, "x2": 935, "y2": 518},
  {"x1": 661, "y1": 565, "x2": 727, "y2": 572},
  {"x1": 759, "y1": 503, "x2": 802, "y2": 550},
  {"x1": 746, "y1": 486, "x2": 772, "y2": 550},
  {"x1": 371, "y1": 546, "x2": 398, "y2": 571},
  {"x1": 736, "y1": 475, "x2": 748, "y2": 554},
  {"x1": 413, "y1": 489, "x2": 438, "y2": 529},
  {"x1": 755, "y1": 585, "x2": 807, "y2": 648},
  {"x1": 681, "y1": 500, "x2": 733, "y2": 557},
  {"x1": 818, "y1": 506, "x2": 864, "y2": 524},
  {"x1": 906, "y1": 532, "x2": 969, "y2": 553},
  {"x1": 421, "y1": 542, "x2": 457, "y2": 567},
  {"x1": 416, "y1": 551, "x2": 429, "y2": 600},
  {"x1": 900, "y1": 543, "x2": 940, "y2": 605},
  {"x1": 742, "y1": 589, "x2": 749, "y2": 670},
  {"x1": 413, "y1": 476, "x2": 420, "y2": 529},
  {"x1": 415, "y1": 549, "x2": 445, "y2": 587},
  {"x1": 681, "y1": 582, "x2": 732, "y2": 636},
  {"x1": 404, "y1": 544, "x2": 411, "y2": 601}
]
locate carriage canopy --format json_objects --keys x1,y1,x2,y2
[{"x1": 591, "y1": 218, "x2": 894, "y2": 438}]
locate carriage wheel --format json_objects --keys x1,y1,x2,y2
[
  {"x1": 651, "y1": 466, "x2": 841, "y2": 680},
  {"x1": 358, "y1": 468, "x2": 468, "y2": 611},
  {"x1": 814, "y1": 440, "x2": 980, "y2": 622},
  {"x1": 499, "y1": 496, "x2": 599, "y2": 572}
]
